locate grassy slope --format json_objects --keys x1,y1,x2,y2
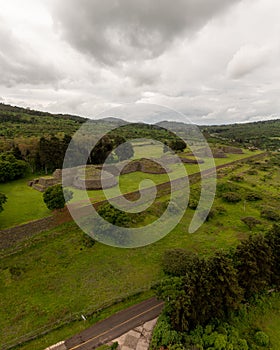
[{"x1": 0, "y1": 155, "x2": 278, "y2": 349}]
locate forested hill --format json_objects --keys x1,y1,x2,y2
[
  {"x1": 0, "y1": 103, "x2": 86, "y2": 137},
  {"x1": 202, "y1": 119, "x2": 280, "y2": 150},
  {"x1": 0, "y1": 102, "x2": 279, "y2": 149}
]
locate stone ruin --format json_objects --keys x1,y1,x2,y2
[{"x1": 29, "y1": 158, "x2": 172, "y2": 192}]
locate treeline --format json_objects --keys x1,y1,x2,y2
[
  {"x1": 152, "y1": 225, "x2": 280, "y2": 349},
  {"x1": 203, "y1": 119, "x2": 280, "y2": 150}
]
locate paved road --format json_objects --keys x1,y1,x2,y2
[{"x1": 65, "y1": 297, "x2": 164, "y2": 350}]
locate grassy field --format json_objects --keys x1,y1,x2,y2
[
  {"x1": 0, "y1": 153, "x2": 278, "y2": 349},
  {"x1": 0, "y1": 175, "x2": 51, "y2": 230},
  {"x1": 0, "y1": 148, "x2": 260, "y2": 229}
]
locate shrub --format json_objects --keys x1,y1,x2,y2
[
  {"x1": 230, "y1": 175, "x2": 244, "y2": 182},
  {"x1": 246, "y1": 192, "x2": 262, "y2": 201},
  {"x1": 162, "y1": 249, "x2": 195, "y2": 276},
  {"x1": 43, "y1": 184, "x2": 73, "y2": 210},
  {"x1": 215, "y1": 206, "x2": 227, "y2": 215},
  {"x1": 150, "y1": 315, "x2": 182, "y2": 350},
  {"x1": 247, "y1": 169, "x2": 258, "y2": 175},
  {"x1": 254, "y1": 331, "x2": 269, "y2": 347},
  {"x1": 261, "y1": 208, "x2": 280, "y2": 222},
  {"x1": 188, "y1": 198, "x2": 198, "y2": 210},
  {"x1": 0, "y1": 192, "x2": 7, "y2": 213},
  {"x1": 222, "y1": 192, "x2": 242, "y2": 203},
  {"x1": 241, "y1": 217, "x2": 261, "y2": 230}
]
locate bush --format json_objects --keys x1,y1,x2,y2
[
  {"x1": 254, "y1": 331, "x2": 270, "y2": 347},
  {"x1": 247, "y1": 169, "x2": 258, "y2": 175},
  {"x1": 246, "y1": 192, "x2": 262, "y2": 201},
  {"x1": 215, "y1": 206, "x2": 227, "y2": 215},
  {"x1": 188, "y1": 198, "x2": 198, "y2": 210},
  {"x1": 230, "y1": 175, "x2": 244, "y2": 182},
  {"x1": 241, "y1": 217, "x2": 261, "y2": 230},
  {"x1": 43, "y1": 184, "x2": 73, "y2": 210},
  {"x1": 216, "y1": 182, "x2": 239, "y2": 197},
  {"x1": 222, "y1": 192, "x2": 242, "y2": 203},
  {"x1": 150, "y1": 315, "x2": 182, "y2": 350},
  {"x1": 97, "y1": 203, "x2": 130, "y2": 226},
  {"x1": 0, "y1": 192, "x2": 7, "y2": 213},
  {"x1": 261, "y1": 208, "x2": 280, "y2": 222},
  {"x1": 162, "y1": 249, "x2": 195, "y2": 276}
]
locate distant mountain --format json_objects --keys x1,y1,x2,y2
[{"x1": 95, "y1": 116, "x2": 128, "y2": 125}]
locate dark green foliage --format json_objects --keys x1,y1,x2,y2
[
  {"x1": 245, "y1": 192, "x2": 262, "y2": 201},
  {"x1": 188, "y1": 198, "x2": 198, "y2": 210},
  {"x1": 265, "y1": 225, "x2": 280, "y2": 286},
  {"x1": 43, "y1": 184, "x2": 73, "y2": 210},
  {"x1": 216, "y1": 182, "x2": 239, "y2": 196},
  {"x1": 110, "y1": 342, "x2": 119, "y2": 350},
  {"x1": 222, "y1": 192, "x2": 242, "y2": 203},
  {"x1": 254, "y1": 331, "x2": 270, "y2": 347},
  {"x1": 202, "y1": 119, "x2": 280, "y2": 150},
  {"x1": 230, "y1": 174, "x2": 244, "y2": 182},
  {"x1": 150, "y1": 314, "x2": 182, "y2": 350},
  {"x1": 97, "y1": 203, "x2": 130, "y2": 227},
  {"x1": 0, "y1": 152, "x2": 28, "y2": 182},
  {"x1": 169, "y1": 138, "x2": 187, "y2": 152},
  {"x1": 235, "y1": 234, "x2": 273, "y2": 299},
  {"x1": 0, "y1": 192, "x2": 7, "y2": 213},
  {"x1": 157, "y1": 251, "x2": 243, "y2": 332},
  {"x1": 241, "y1": 217, "x2": 261, "y2": 230},
  {"x1": 184, "y1": 323, "x2": 249, "y2": 350},
  {"x1": 39, "y1": 135, "x2": 71, "y2": 173},
  {"x1": 162, "y1": 249, "x2": 195, "y2": 277},
  {"x1": 261, "y1": 207, "x2": 280, "y2": 221},
  {"x1": 89, "y1": 135, "x2": 114, "y2": 165}
]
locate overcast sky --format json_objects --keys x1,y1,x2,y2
[{"x1": 0, "y1": 0, "x2": 279, "y2": 124}]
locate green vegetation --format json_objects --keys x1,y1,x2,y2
[
  {"x1": 0, "y1": 103, "x2": 279, "y2": 349},
  {"x1": 203, "y1": 119, "x2": 280, "y2": 150},
  {"x1": 1, "y1": 153, "x2": 279, "y2": 349},
  {"x1": 0, "y1": 192, "x2": 7, "y2": 213},
  {"x1": 43, "y1": 184, "x2": 73, "y2": 210},
  {"x1": 152, "y1": 225, "x2": 280, "y2": 349}
]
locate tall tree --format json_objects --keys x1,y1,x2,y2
[{"x1": 235, "y1": 234, "x2": 273, "y2": 299}]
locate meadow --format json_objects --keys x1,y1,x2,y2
[{"x1": 0, "y1": 153, "x2": 279, "y2": 349}]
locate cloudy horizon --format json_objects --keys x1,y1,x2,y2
[{"x1": 0, "y1": 0, "x2": 280, "y2": 125}]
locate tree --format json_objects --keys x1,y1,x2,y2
[
  {"x1": 0, "y1": 192, "x2": 7, "y2": 213},
  {"x1": 43, "y1": 184, "x2": 73, "y2": 210},
  {"x1": 265, "y1": 224, "x2": 280, "y2": 287},
  {"x1": 89, "y1": 135, "x2": 113, "y2": 164},
  {"x1": 235, "y1": 234, "x2": 273, "y2": 299},
  {"x1": 169, "y1": 139, "x2": 186, "y2": 153},
  {"x1": 0, "y1": 152, "x2": 28, "y2": 182},
  {"x1": 241, "y1": 217, "x2": 261, "y2": 230}
]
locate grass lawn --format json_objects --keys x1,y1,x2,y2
[{"x1": 0, "y1": 175, "x2": 51, "y2": 230}]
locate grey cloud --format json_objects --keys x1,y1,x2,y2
[
  {"x1": 227, "y1": 45, "x2": 271, "y2": 79},
  {"x1": 51, "y1": 0, "x2": 240, "y2": 65},
  {"x1": 0, "y1": 20, "x2": 60, "y2": 87}
]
